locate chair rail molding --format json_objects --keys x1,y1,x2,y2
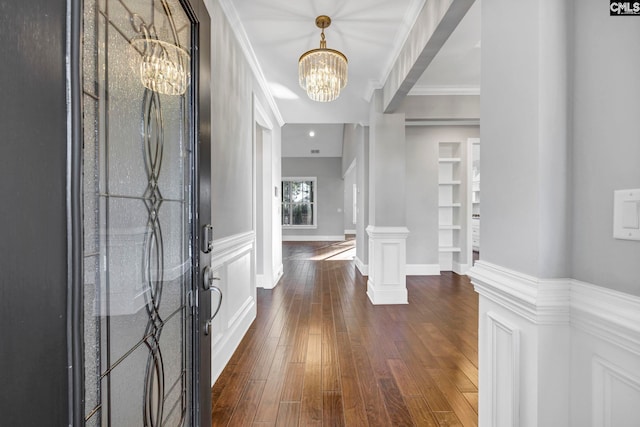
[{"x1": 469, "y1": 261, "x2": 640, "y2": 427}]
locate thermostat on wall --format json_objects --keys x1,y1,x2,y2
[{"x1": 613, "y1": 189, "x2": 640, "y2": 241}]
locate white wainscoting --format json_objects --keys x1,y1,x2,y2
[
  {"x1": 366, "y1": 226, "x2": 409, "y2": 305},
  {"x1": 209, "y1": 231, "x2": 257, "y2": 385},
  {"x1": 469, "y1": 261, "x2": 640, "y2": 427}
]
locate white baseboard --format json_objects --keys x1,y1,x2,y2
[
  {"x1": 282, "y1": 235, "x2": 345, "y2": 242},
  {"x1": 256, "y1": 273, "x2": 264, "y2": 289},
  {"x1": 344, "y1": 229, "x2": 356, "y2": 235},
  {"x1": 406, "y1": 264, "x2": 440, "y2": 276},
  {"x1": 355, "y1": 256, "x2": 368, "y2": 276},
  {"x1": 453, "y1": 262, "x2": 470, "y2": 276},
  {"x1": 272, "y1": 263, "x2": 284, "y2": 288},
  {"x1": 367, "y1": 279, "x2": 408, "y2": 305}
]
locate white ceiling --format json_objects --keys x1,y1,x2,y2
[
  {"x1": 220, "y1": 0, "x2": 480, "y2": 157},
  {"x1": 281, "y1": 124, "x2": 345, "y2": 158},
  {"x1": 222, "y1": 0, "x2": 480, "y2": 125}
]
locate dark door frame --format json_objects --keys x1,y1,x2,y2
[{"x1": 66, "y1": 0, "x2": 211, "y2": 425}]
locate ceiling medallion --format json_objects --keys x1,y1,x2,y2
[{"x1": 298, "y1": 15, "x2": 348, "y2": 102}]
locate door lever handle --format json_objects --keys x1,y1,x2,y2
[
  {"x1": 203, "y1": 265, "x2": 220, "y2": 290},
  {"x1": 202, "y1": 266, "x2": 223, "y2": 335},
  {"x1": 204, "y1": 285, "x2": 222, "y2": 336}
]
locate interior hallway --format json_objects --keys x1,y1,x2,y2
[{"x1": 211, "y1": 241, "x2": 479, "y2": 426}]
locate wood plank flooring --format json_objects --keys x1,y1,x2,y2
[{"x1": 211, "y1": 240, "x2": 478, "y2": 426}]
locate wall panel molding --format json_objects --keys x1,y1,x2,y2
[
  {"x1": 470, "y1": 261, "x2": 640, "y2": 427},
  {"x1": 592, "y1": 356, "x2": 640, "y2": 427},
  {"x1": 486, "y1": 311, "x2": 520, "y2": 427},
  {"x1": 210, "y1": 231, "x2": 257, "y2": 385}
]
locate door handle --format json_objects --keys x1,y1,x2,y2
[{"x1": 203, "y1": 266, "x2": 223, "y2": 336}]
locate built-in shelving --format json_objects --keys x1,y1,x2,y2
[{"x1": 438, "y1": 142, "x2": 463, "y2": 272}]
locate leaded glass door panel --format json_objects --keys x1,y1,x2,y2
[{"x1": 81, "y1": 0, "x2": 203, "y2": 425}]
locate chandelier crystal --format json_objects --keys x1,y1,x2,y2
[
  {"x1": 298, "y1": 15, "x2": 348, "y2": 102},
  {"x1": 129, "y1": 16, "x2": 190, "y2": 96}
]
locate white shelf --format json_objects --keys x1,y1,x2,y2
[
  {"x1": 439, "y1": 225, "x2": 461, "y2": 230},
  {"x1": 439, "y1": 203, "x2": 461, "y2": 208},
  {"x1": 439, "y1": 246, "x2": 461, "y2": 253},
  {"x1": 439, "y1": 157, "x2": 461, "y2": 163},
  {"x1": 439, "y1": 180, "x2": 461, "y2": 185}
]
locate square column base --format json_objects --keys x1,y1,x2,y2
[{"x1": 366, "y1": 226, "x2": 410, "y2": 305}]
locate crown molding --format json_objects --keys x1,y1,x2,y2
[
  {"x1": 216, "y1": 0, "x2": 285, "y2": 127},
  {"x1": 408, "y1": 85, "x2": 481, "y2": 96},
  {"x1": 365, "y1": 0, "x2": 427, "y2": 102}
]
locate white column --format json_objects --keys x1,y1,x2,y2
[
  {"x1": 366, "y1": 90, "x2": 409, "y2": 305},
  {"x1": 470, "y1": 0, "x2": 571, "y2": 425},
  {"x1": 366, "y1": 226, "x2": 410, "y2": 304}
]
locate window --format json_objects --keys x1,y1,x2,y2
[{"x1": 282, "y1": 177, "x2": 317, "y2": 228}]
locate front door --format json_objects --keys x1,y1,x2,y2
[{"x1": 80, "y1": 0, "x2": 210, "y2": 425}]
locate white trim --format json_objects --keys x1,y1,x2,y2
[
  {"x1": 355, "y1": 257, "x2": 369, "y2": 276},
  {"x1": 253, "y1": 94, "x2": 273, "y2": 130},
  {"x1": 592, "y1": 356, "x2": 640, "y2": 426},
  {"x1": 272, "y1": 263, "x2": 284, "y2": 288},
  {"x1": 405, "y1": 119, "x2": 480, "y2": 127},
  {"x1": 282, "y1": 176, "x2": 318, "y2": 228},
  {"x1": 344, "y1": 229, "x2": 356, "y2": 235},
  {"x1": 470, "y1": 261, "x2": 640, "y2": 352},
  {"x1": 408, "y1": 86, "x2": 481, "y2": 96},
  {"x1": 365, "y1": 0, "x2": 428, "y2": 101},
  {"x1": 367, "y1": 282, "x2": 408, "y2": 305},
  {"x1": 343, "y1": 159, "x2": 356, "y2": 178},
  {"x1": 282, "y1": 235, "x2": 345, "y2": 242},
  {"x1": 453, "y1": 261, "x2": 470, "y2": 276},
  {"x1": 406, "y1": 264, "x2": 440, "y2": 276},
  {"x1": 572, "y1": 280, "x2": 640, "y2": 355},
  {"x1": 216, "y1": 0, "x2": 284, "y2": 126},
  {"x1": 486, "y1": 311, "x2": 521, "y2": 427},
  {"x1": 255, "y1": 273, "x2": 265, "y2": 288},
  {"x1": 211, "y1": 231, "x2": 255, "y2": 264},
  {"x1": 469, "y1": 261, "x2": 571, "y2": 325},
  {"x1": 366, "y1": 225, "x2": 410, "y2": 240}
]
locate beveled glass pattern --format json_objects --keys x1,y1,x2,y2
[{"x1": 82, "y1": 0, "x2": 194, "y2": 425}]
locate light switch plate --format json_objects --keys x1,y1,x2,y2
[{"x1": 613, "y1": 189, "x2": 640, "y2": 241}]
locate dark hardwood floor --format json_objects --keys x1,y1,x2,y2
[{"x1": 211, "y1": 240, "x2": 478, "y2": 426}]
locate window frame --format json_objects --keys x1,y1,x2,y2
[{"x1": 281, "y1": 176, "x2": 318, "y2": 229}]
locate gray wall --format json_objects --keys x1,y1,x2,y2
[
  {"x1": 282, "y1": 157, "x2": 345, "y2": 238},
  {"x1": 0, "y1": 1, "x2": 70, "y2": 424},
  {"x1": 342, "y1": 123, "x2": 360, "y2": 175},
  {"x1": 406, "y1": 126, "x2": 480, "y2": 266},
  {"x1": 571, "y1": 0, "x2": 640, "y2": 295},
  {"x1": 210, "y1": 0, "x2": 281, "y2": 240},
  {"x1": 343, "y1": 163, "x2": 356, "y2": 233},
  {"x1": 356, "y1": 127, "x2": 370, "y2": 265},
  {"x1": 481, "y1": 0, "x2": 564, "y2": 278},
  {"x1": 482, "y1": 0, "x2": 639, "y2": 295}
]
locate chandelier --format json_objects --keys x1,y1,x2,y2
[
  {"x1": 298, "y1": 15, "x2": 348, "y2": 102},
  {"x1": 130, "y1": 14, "x2": 190, "y2": 96}
]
